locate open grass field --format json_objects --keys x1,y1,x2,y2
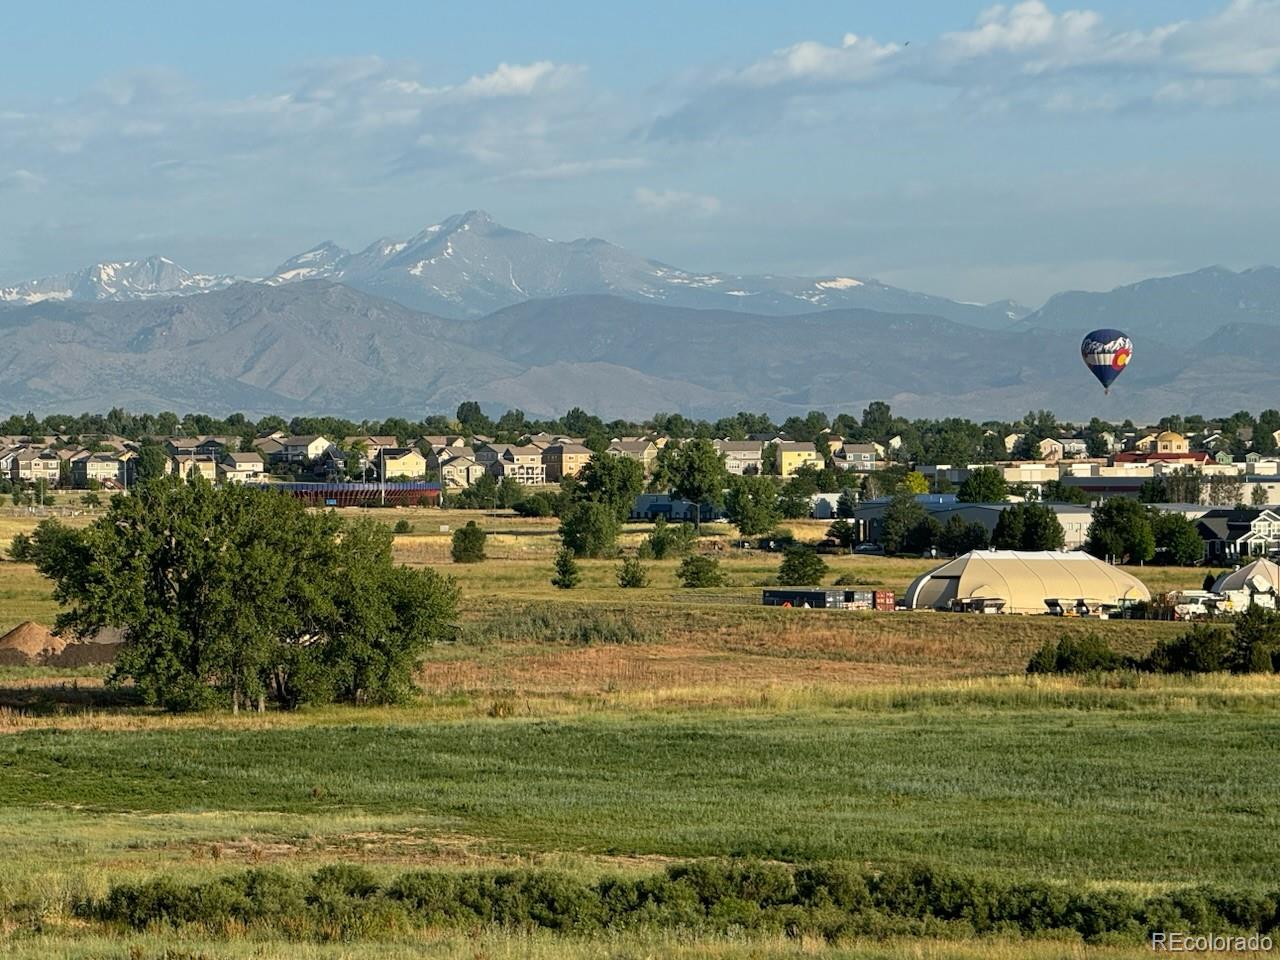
[{"x1": 0, "y1": 506, "x2": 1271, "y2": 958}]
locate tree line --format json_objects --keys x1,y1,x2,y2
[{"x1": 10, "y1": 402, "x2": 1280, "y2": 467}]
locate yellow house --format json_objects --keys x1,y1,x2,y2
[
  {"x1": 377, "y1": 448, "x2": 427, "y2": 480},
  {"x1": 776, "y1": 441, "x2": 824, "y2": 477},
  {"x1": 1156, "y1": 431, "x2": 1189, "y2": 454}
]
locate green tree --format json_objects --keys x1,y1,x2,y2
[
  {"x1": 31, "y1": 480, "x2": 457, "y2": 711},
  {"x1": 1230, "y1": 606, "x2": 1280, "y2": 673},
  {"x1": 551, "y1": 547, "x2": 581, "y2": 589},
  {"x1": 676, "y1": 554, "x2": 724, "y2": 588},
  {"x1": 724, "y1": 475, "x2": 781, "y2": 537},
  {"x1": 665, "y1": 439, "x2": 729, "y2": 529},
  {"x1": 1252, "y1": 484, "x2": 1269, "y2": 507},
  {"x1": 1151, "y1": 511, "x2": 1204, "y2": 566},
  {"x1": 991, "y1": 503, "x2": 1065, "y2": 551},
  {"x1": 642, "y1": 517, "x2": 696, "y2": 559},
  {"x1": 956, "y1": 467, "x2": 1008, "y2": 503},
  {"x1": 904, "y1": 515, "x2": 944, "y2": 555},
  {"x1": 1041, "y1": 480, "x2": 1090, "y2": 504},
  {"x1": 616, "y1": 556, "x2": 648, "y2": 588},
  {"x1": 1086, "y1": 497, "x2": 1155, "y2": 564},
  {"x1": 579, "y1": 453, "x2": 646, "y2": 521},
  {"x1": 450, "y1": 521, "x2": 487, "y2": 563},
  {"x1": 939, "y1": 514, "x2": 990, "y2": 555},
  {"x1": 777, "y1": 546, "x2": 829, "y2": 586},
  {"x1": 825, "y1": 519, "x2": 857, "y2": 552},
  {"x1": 836, "y1": 488, "x2": 858, "y2": 518},
  {"x1": 881, "y1": 492, "x2": 926, "y2": 555},
  {"x1": 558, "y1": 501, "x2": 620, "y2": 558},
  {"x1": 135, "y1": 442, "x2": 170, "y2": 484}
]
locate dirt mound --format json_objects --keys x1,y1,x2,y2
[
  {"x1": 0, "y1": 621, "x2": 67, "y2": 666},
  {"x1": 50, "y1": 640, "x2": 123, "y2": 667}
]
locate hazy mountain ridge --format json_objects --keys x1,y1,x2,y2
[
  {"x1": 0, "y1": 280, "x2": 1273, "y2": 421},
  {"x1": 1023, "y1": 265, "x2": 1280, "y2": 346}
]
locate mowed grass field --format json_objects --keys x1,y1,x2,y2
[{"x1": 0, "y1": 505, "x2": 1273, "y2": 958}]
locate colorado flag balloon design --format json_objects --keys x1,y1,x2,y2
[{"x1": 1080, "y1": 329, "x2": 1133, "y2": 394}]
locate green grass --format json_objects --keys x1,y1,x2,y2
[{"x1": 1, "y1": 693, "x2": 1278, "y2": 893}]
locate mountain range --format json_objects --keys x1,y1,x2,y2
[
  {"x1": 1, "y1": 211, "x2": 1026, "y2": 328},
  {"x1": 1, "y1": 212, "x2": 1278, "y2": 421}
]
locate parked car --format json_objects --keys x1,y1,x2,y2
[{"x1": 854, "y1": 542, "x2": 885, "y2": 555}]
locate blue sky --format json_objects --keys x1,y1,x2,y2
[{"x1": 1, "y1": 0, "x2": 1276, "y2": 305}]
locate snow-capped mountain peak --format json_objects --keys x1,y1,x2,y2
[{"x1": 0, "y1": 256, "x2": 238, "y2": 304}]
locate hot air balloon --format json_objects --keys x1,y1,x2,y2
[{"x1": 1081, "y1": 328, "x2": 1133, "y2": 394}]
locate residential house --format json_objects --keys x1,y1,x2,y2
[
  {"x1": 343, "y1": 435, "x2": 399, "y2": 464},
  {"x1": 607, "y1": 439, "x2": 659, "y2": 473},
  {"x1": 543, "y1": 442, "x2": 593, "y2": 482},
  {"x1": 253, "y1": 435, "x2": 286, "y2": 461},
  {"x1": 1155, "y1": 431, "x2": 1190, "y2": 454},
  {"x1": 832, "y1": 442, "x2": 880, "y2": 472},
  {"x1": 172, "y1": 455, "x2": 218, "y2": 483},
  {"x1": 1133, "y1": 433, "x2": 1160, "y2": 453},
  {"x1": 11, "y1": 448, "x2": 61, "y2": 485},
  {"x1": 70, "y1": 451, "x2": 133, "y2": 488},
  {"x1": 1003, "y1": 433, "x2": 1024, "y2": 455},
  {"x1": 439, "y1": 455, "x2": 488, "y2": 489},
  {"x1": 476, "y1": 444, "x2": 546, "y2": 485},
  {"x1": 713, "y1": 440, "x2": 765, "y2": 476},
  {"x1": 165, "y1": 436, "x2": 235, "y2": 458},
  {"x1": 280, "y1": 435, "x2": 335, "y2": 463},
  {"x1": 428, "y1": 445, "x2": 475, "y2": 472},
  {"x1": 776, "y1": 441, "x2": 824, "y2": 477},
  {"x1": 1197, "y1": 508, "x2": 1280, "y2": 561},
  {"x1": 218, "y1": 452, "x2": 265, "y2": 484},
  {"x1": 377, "y1": 448, "x2": 427, "y2": 480}
]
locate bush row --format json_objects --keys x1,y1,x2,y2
[
  {"x1": 1029, "y1": 607, "x2": 1280, "y2": 675},
  {"x1": 87, "y1": 861, "x2": 1280, "y2": 944}
]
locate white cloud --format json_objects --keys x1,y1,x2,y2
[
  {"x1": 504, "y1": 157, "x2": 647, "y2": 181},
  {"x1": 634, "y1": 187, "x2": 721, "y2": 216},
  {"x1": 650, "y1": 0, "x2": 1280, "y2": 138},
  {"x1": 0, "y1": 169, "x2": 44, "y2": 192},
  {"x1": 459, "y1": 61, "x2": 581, "y2": 97}
]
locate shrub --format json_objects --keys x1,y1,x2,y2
[
  {"x1": 7, "y1": 531, "x2": 32, "y2": 562},
  {"x1": 1026, "y1": 633, "x2": 1123, "y2": 674},
  {"x1": 450, "y1": 521, "x2": 486, "y2": 563},
  {"x1": 777, "y1": 546, "x2": 828, "y2": 586},
  {"x1": 676, "y1": 554, "x2": 723, "y2": 588},
  {"x1": 617, "y1": 556, "x2": 648, "y2": 588},
  {"x1": 88, "y1": 861, "x2": 1280, "y2": 943},
  {"x1": 551, "y1": 547, "x2": 581, "y2": 590},
  {"x1": 513, "y1": 492, "x2": 558, "y2": 518},
  {"x1": 393, "y1": 518, "x2": 413, "y2": 535},
  {"x1": 1144, "y1": 625, "x2": 1234, "y2": 674},
  {"x1": 643, "y1": 517, "x2": 697, "y2": 560},
  {"x1": 559, "y1": 501, "x2": 620, "y2": 558}
]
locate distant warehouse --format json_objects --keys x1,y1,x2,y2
[{"x1": 904, "y1": 550, "x2": 1150, "y2": 615}]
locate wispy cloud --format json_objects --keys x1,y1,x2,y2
[
  {"x1": 649, "y1": 0, "x2": 1280, "y2": 139},
  {"x1": 634, "y1": 187, "x2": 721, "y2": 217},
  {"x1": 0, "y1": 169, "x2": 44, "y2": 192}
]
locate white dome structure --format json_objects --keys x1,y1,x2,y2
[
  {"x1": 1212, "y1": 558, "x2": 1280, "y2": 595},
  {"x1": 905, "y1": 550, "x2": 1150, "y2": 615}
]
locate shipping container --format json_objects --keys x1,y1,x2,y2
[{"x1": 763, "y1": 588, "x2": 847, "y2": 609}]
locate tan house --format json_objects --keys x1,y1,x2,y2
[
  {"x1": 439, "y1": 455, "x2": 488, "y2": 488},
  {"x1": 377, "y1": 448, "x2": 427, "y2": 480},
  {"x1": 253, "y1": 435, "x2": 286, "y2": 460},
  {"x1": 476, "y1": 444, "x2": 546, "y2": 485},
  {"x1": 173, "y1": 455, "x2": 218, "y2": 482},
  {"x1": 607, "y1": 439, "x2": 659, "y2": 473},
  {"x1": 218, "y1": 451, "x2": 265, "y2": 484},
  {"x1": 1156, "y1": 431, "x2": 1190, "y2": 454},
  {"x1": 11, "y1": 448, "x2": 61, "y2": 484},
  {"x1": 543, "y1": 442, "x2": 593, "y2": 482},
  {"x1": 70, "y1": 451, "x2": 133, "y2": 487},
  {"x1": 429, "y1": 445, "x2": 475, "y2": 471}
]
